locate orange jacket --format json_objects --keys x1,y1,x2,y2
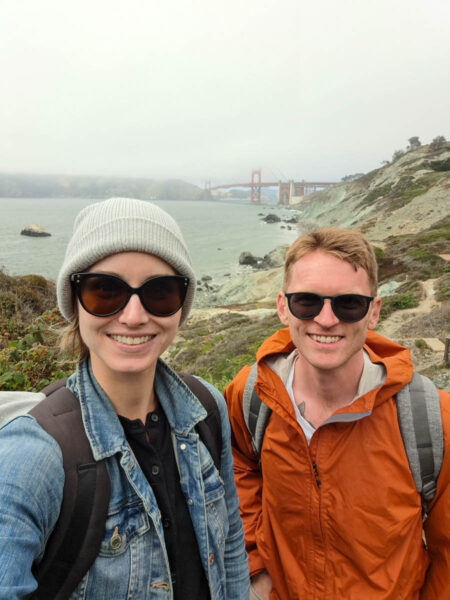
[{"x1": 225, "y1": 329, "x2": 450, "y2": 600}]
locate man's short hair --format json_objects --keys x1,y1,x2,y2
[{"x1": 284, "y1": 227, "x2": 378, "y2": 294}]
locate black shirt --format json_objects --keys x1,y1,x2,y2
[{"x1": 119, "y1": 403, "x2": 210, "y2": 600}]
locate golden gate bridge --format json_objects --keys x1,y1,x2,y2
[{"x1": 204, "y1": 169, "x2": 336, "y2": 205}]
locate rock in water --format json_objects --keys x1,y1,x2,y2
[
  {"x1": 263, "y1": 214, "x2": 281, "y2": 223},
  {"x1": 239, "y1": 251, "x2": 262, "y2": 267},
  {"x1": 20, "y1": 224, "x2": 51, "y2": 237}
]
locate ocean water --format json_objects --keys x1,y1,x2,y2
[{"x1": 0, "y1": 198, "x2": 300, "y2": 281}]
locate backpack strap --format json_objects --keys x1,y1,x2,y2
[
  {"x1": 180, "y1": 373, "x2": 222, "y2": 474},
  {"x1": 243, "y1": 362, "x2": 272, "y2": 456},
  {"x1": 396, "y1": 372, "x2": 443, "y2": 517},
  {"x1": 242, "y1": 364, "x2": 444, "y2": 517},
  {"x1": 27, "y1": 380, "x2": 111, "y2": 600}
]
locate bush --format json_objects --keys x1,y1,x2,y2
[
  {"x1": 392, "y1": 149, "x2": 405, "y2": 162},
  {"x1": 0, "y1": 309, "x2": 73, "y2": 391},
  {"x1": 373, "y1": 246, "x2": 384, "y2": 260},
  {"x1": 0, "y1": 269, "x2": 56, "y2": 350},
  {"x1": 435, "y1": 273, "x2": 450, "y2": 302},
  {"x1": 415, "y1": 338, "x2": 428, "y2": 349},
  {"x1": 429, "y1": 136, "x2": 447, "y2": 152},
  {"x1": 379, "y1": 292, "x2": 419, "y2": 321}
]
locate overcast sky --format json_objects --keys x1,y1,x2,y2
[{"x1": 1, "y1": 0, "x2": 449, "y2": 185}]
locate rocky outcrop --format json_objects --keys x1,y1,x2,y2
[
  {"x1": 20, "y1": 224, "x2": 51, "y2": 237},
  {"x1": 262, "y1": 213, "x2": 281, "y2": 223},
  {"x1": 239, "y1": 251, "x2": 262, "y2": 267},
  {"x1": 238, "y1": 245, "x2": 288, "y2": 271}
]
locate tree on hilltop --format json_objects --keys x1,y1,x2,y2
[
  {"x1": 341, "y1": 173, "x2": 365, "y2": 182},
  {"x1": 407, "y1": 136, "x2": 421, "y2": 151},
  {"x1": 429, "y1": 135, "x2": 446, "y2": 152},
  {"x1": 392, "y1": 149, "x2": 405, "y2": 162}
]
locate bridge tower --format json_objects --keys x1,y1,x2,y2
[
  {"x1": 278, "y1": 181, "x2": 290, "y2": 205},
  {"x1": 250, "y1": 169, "x2": 262, "y2": 204},
  {"x1": 204, "y1": 180, "x2": 212, "y2": 200}
]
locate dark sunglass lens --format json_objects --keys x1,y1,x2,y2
[
  {"x1": 80, "y1": 276, "x2": 128, "y2": 315},
  {"x1": 142, "y1": 277, "x2": 186, "y2": 316},
  {"x1": 289, "y1": 293, "x2": 322, "y2": 319},
  {"x1": 333, "y1": 295, "x2": 369, "y2": 322}
]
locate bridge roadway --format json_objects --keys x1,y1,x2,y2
[
  {"x1": 207, "y1": 178, "x2": 336, "y2": 204},
  {"x1": 210, "y1": 181, "x2": 334, "y2": 190}
]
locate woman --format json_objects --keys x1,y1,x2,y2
[{"x1": 0, "y1": 197, "x2": 249, "y2": 599}]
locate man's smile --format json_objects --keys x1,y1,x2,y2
[{"x1": 308, "y1": 334, "x2": 343, "y2": 344}]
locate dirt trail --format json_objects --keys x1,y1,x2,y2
[{"x1": 376, "y1": 279, "x2": 439, "y2": 339}]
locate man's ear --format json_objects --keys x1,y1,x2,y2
[
  {"x1": 368, "y1": 296, "x2": 382, "y2": 329},
  {"x1": 277, "y1": 291, "x2": 289, "y2": 326}
]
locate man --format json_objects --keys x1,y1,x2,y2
[{"x1": 225, "y1": 227, "x2": 450, "y2": 599}]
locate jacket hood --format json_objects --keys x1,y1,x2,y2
[
  {"x1": 255, "y1": 327, "x2": 414, "y2": 409},
  {"x1": 363, "y1": 329, "x2": 414, "y2": 401}
]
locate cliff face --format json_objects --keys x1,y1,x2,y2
[{"x1": 294, "y1": 143, "x2": 450, "y2": 244}]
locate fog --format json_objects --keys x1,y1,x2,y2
[{"x1": 1, "y1": 0, "x2": 449, "y2": 185}]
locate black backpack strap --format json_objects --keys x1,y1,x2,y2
[
  {"x1": 27, "y1": 380, "x2": 111, "y2": 600},
  {"x1": 243, "y1": 363, "x2": 272, "y2": 456},
  {"x1": 396, "y1": 372, "x2": 443, "y2": 518},
  {"x1": 180, "y1": 373, "x2": 222, "y2": 474}
]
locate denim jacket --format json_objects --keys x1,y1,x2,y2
[{"x1": 0, "y1": 359, "x2": 249, "y2": 599}]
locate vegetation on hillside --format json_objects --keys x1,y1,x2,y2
[{"x1": 0, "y1": 270, "x2": 56, "y2": 348}]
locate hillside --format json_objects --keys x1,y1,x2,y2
[
  {"x1": 0, "y1": 173, "x2": 203, "y2": 201},
  {"x1": 294, "y1": 143, "x2": 450, "y2": 241}
]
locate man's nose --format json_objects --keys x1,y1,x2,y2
[{"x1": 313, "y1": 298, "x2": 340, "y2": 327}]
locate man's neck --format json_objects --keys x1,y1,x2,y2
[{"x1": 292, "y1": 351, "x2": 365, "y2": 427}]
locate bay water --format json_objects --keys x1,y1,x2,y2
[{"x1": 0, "y1": 198, "x2": 300, "y2": 282}]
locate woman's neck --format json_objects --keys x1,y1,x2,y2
[{"x1": 90, "y1": 358, "x2": 158, "y2": 423}]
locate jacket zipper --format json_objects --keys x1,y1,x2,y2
[{"x1": 312, "y1": 461, "x2": 321, "y2": 487}]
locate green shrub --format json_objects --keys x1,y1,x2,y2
[
  {"x1": 391, "y1": 292, "x2": 418, "y2": 310},
  {"x1": 379, "y1": 292, "x2": 419, "y2": 321},
  {"x1": 0, "y1": 309, "x2": 73, "y2": 391},
  {"x1": 0, "y1": 269, "x2": 57, "y2": 350},
  {"x1": 373, "y1": 246, "x2": 384, "y2": 260},
  {"x1": 415, "y1": 338, "x2": 428, "y2": 349},
  {"x1": 436, "y1": 273, "x2": 450, "y2": 302}
]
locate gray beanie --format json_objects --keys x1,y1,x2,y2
[{"x1": 57, "y1": 197, "x2": 195, "y2": 324}]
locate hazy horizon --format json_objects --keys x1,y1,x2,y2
[{"x1": 1, "y1": 0, "x2": 449, "y2": 187}]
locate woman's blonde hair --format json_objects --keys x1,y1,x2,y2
[
  {"x1": 284, "y1": 227, "x2": 378, "y2": 294},
  {"x1": 58, "y1": 309, "x2": 89, "y2": 364}
]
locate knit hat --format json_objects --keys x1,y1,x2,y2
[{"x1": 57, "y1": 197, "x2": 195, "y2": 324}]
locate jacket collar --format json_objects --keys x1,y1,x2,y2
[
  {"x1": 67, "y1": 359, "x2": 208, "y2": 461},
  {"x1": 255, "y1": 328, "x2": 414, "y2": 416}
]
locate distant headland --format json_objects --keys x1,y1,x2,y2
[{"x1": 0, "y1": 173, "x2": 203, "y2": 201}]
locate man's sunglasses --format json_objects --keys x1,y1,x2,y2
[
  {"x1": 71, "y1": 273, "x2": 189, "y2": 317},
  {"x1": 285, "y1": 292, "x2": 374, "y2": 323}
]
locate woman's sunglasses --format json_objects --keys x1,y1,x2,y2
[
  {"x1": 285, "y1": 292, "x2": 374, "y2": 323},
  {"x1": 71, "y1": 273, "x2": 189, "y2": 317}
]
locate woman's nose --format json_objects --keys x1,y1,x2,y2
[{"x1": 117, "y1": 293, "x2": 149, "y2": 325}]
